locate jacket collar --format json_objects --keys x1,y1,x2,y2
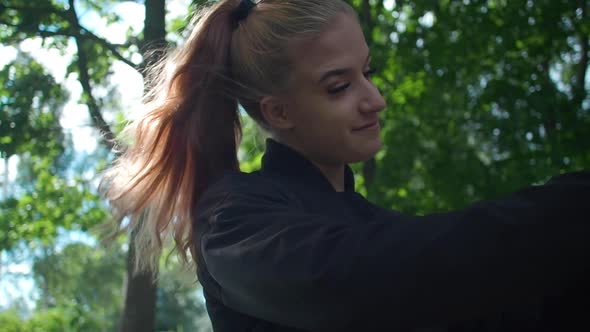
[{"x1": 260, "y1": 138, "x2": 356, "y2": 193}]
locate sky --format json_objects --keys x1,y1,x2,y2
[{"x1": 0, "y1": 0, "x2": 190, "y2": 310}]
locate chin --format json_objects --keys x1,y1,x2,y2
[{"x1": 347, "y1": 138, "x2": 382, "y2": 163}]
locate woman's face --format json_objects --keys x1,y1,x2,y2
[{"x1": 281, "y1": 13, "x2": 387, "y2": 166}]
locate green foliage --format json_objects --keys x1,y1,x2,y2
[
  {"x1": 31, "y1": 242, "x2": 125, "y2": 331},
  {"x1": 0, "y1": 153, "x2": 107, "y2": 250},
  {"x1": 238, "y1": 114, "x2": 266, "y2": 173},
  {"x1": 348, "y1": 0, "x2": 590, "y2": 213},
  {"x1": 0, "y1": 306, "x2": 104, "y2": 332},
  {"x1": 1, "y1": 0, "x2": 588, "y2": 331},
  {"x1": 155, "y1": 257, "x2": 210, "y2": 332},
  {"x1": 0, "y1": 54, "x2": 67, "y2": 159},
  {"x1": 24, "y1": 308, "x2": 77, "y2": 332},
  {"x1": 0, "y1": 53, "x2": 106, "y2": 251},
  {"x1": 1, "y1": 242, "x2": 211, "y2": 332},
  {"x1": 0, "y1": 307, "x2": 76, "y2": 332},
  {"x1": 1, "y1": 0, "x2": 206, "y2": 331},
  {"x1": 0, "y1": 310, "x2": 26, "y2": 332}
]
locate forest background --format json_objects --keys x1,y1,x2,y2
[{"x1": 1, "y1": 0, "x2": 588, "y2": 331}]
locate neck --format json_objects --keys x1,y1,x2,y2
[
  {"x1": 312, "y1": 161, "x2": 346, "y2": 192},
  {"x1": 273, "y1": 136, "x2": 346, "y2": 192}
]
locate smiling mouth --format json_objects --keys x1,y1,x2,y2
[{"x1": 352, "y1": 121, "x2": 379, "y2": 131}]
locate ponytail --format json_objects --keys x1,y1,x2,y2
[
  {"x1": 101, "y1": 0, "x2": 242, "y2": 273},
  {"x1": 101, "y1": 0, "x2": 357, "y2": 273}
]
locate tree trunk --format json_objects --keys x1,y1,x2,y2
[
  {"x1": 120, "y1": 235, "x2": 158, "y2": 332},
  {"x1": 3, "y1": 154, "x2": 8, "y2": 199},
  {"x1": 120, "y1": 0, "x2": 167, "y2": 331},
  {"x1": 361, "y1": 0, "x2": 377, "y2": 192},
  {"x1": 142, "y1": 0, "x2": 167, "y2": 70}
]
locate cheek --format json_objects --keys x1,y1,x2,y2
[
  {"x1": 291, "y1": 92, "x2": 357, "y2": 135},
  {"x1": 289, "y1": 94, "x2": 320, "y2": 122}
]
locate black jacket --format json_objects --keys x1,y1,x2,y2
[{"x1": 194, "y1": 139, "x2": 590, "y2": 332}]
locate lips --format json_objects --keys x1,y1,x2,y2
[{"x1": 352, "y1": 121, "x2": 379, "y2": 131}]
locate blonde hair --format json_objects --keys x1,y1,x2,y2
[{"x1": 100, "y1": 0, "x2": 356, "y2": 273}]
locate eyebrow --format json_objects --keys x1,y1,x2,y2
[{"x1": 318, "y1": 53, "x2": 371, "y2": 84}]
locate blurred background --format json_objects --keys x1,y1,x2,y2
[{"x1": 0, "y1": 0, "x2": 588, "y2": 331}]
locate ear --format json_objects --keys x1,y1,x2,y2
[{"x1": 260, "y1": 96, "x2": 295, "y2": 130}]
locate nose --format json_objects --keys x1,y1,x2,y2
[{"x1": 359, "y1": 80, "x2": 386, "y2": 114}]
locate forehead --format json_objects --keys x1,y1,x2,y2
[{"x1": 289, "y1": 13, "x2": 369, "y2": 83}]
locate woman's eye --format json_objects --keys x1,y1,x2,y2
[
  {"x1": 328, "y1": 84, "x2": 350, "y2": 94},
  {"x1": 327, "y1": 68, "x2": 377, "y2": 95}
]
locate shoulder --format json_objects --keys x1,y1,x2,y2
[
  {"x1": 196, "y1": 170, "x2": 298, "y2": 220},
  {"x1": 204, "y1": 170, "x2": 294, "y2": 201}
]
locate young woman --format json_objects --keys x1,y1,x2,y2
[{"x1": 102, "y1": 0, "x2": 590, "y2": 331}]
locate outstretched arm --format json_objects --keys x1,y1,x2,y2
[{"x1": 199, "y1": 171, "x2": 590, "y2": 330}]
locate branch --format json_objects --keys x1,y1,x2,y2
[
  {"x1": 361, "y1": 0, "x2": 377, "y2": 191},
  {"x1": 573, "y1": 0, "x2": 588, "y2": 107},
  {"x1": 2, "y1": 2, "x2": 137, "y2": 151},
  {"x1": 1, "y1": 4, "x2": 61, "y2": 13},
  {"x1": 78, "y1": 26, "x2": 139, "y2": 71},
  {"x1": 362, "y1": 0, "x2": 373, "y2": 34},
  {"x1": 1, "y1": 4, "x2": 139, "y2": 72},
  {"x1": 67, "y1": 0, "x2": 116, "y2": 152},
  {"x1": 0, "y1": 101, "x2": 14, "y2": 108},
  {"x1": 573, "y1": 36, "x2": 588, "y2": 106}
]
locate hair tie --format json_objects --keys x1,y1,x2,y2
[{"x1": 232, "y1": 0, "x2": 257, "y2": 25}]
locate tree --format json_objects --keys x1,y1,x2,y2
[
  {"x1": 32, "y1": 242, "x2": 126, "y2": 331},
  {"x1": 349, "y1": 0, "x2": 589, "y2": 212},
  {"x1": 155, "y1": 257, "x2": 211, "y2": 332},
  {"x1": 0, "y1": 310, "x2": 25, "y2": 332},
  {"x1": 2, "y1": 0, "x2": 588, "y2": 330},
  {"x1": 0, "y1": 54, "x2": 76, "y2": 250},
  {"x1": 0, "y1": 0, "x2": 218, "y2": 328},
  {"x1": 0, "y1": 0, "x2": 169, "y2": 329}
]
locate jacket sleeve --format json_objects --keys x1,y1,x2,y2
[{"x1": 199, "y1": 171, "x2": 590, "y2": 331}]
